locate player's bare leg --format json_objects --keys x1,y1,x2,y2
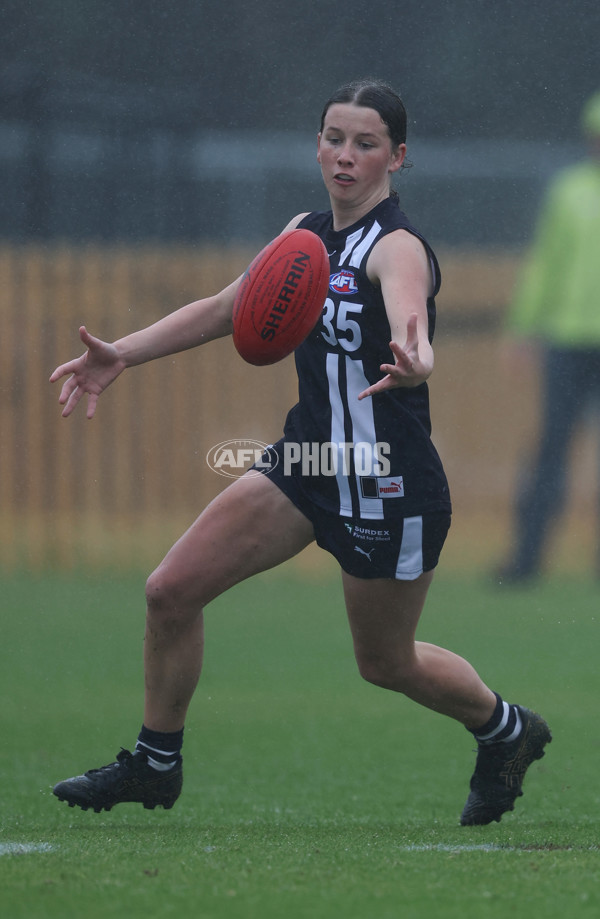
[
  {"x1": 342, "y1": 570, "x2": 551, "y2": 824},
  {"x1": 143, "y1": 472, "x2": 315, "y2": 732},
  {"x1": 342, "y1": 571, "x2": 496, "y2": 726},
  {"x1": 53, "y1": 472, "x2": 315, "y2": 812}
]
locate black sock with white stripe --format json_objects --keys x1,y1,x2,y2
[
  {"x1": 135, "y1": 725, "x2": 183, "y2": 772},
  {"x1": 470, "y1": 693, "x2": 523, "y2": 745}
]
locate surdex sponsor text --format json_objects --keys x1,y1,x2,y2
[
  {"x1": 346, "y1": 524, "x2": 391, "y2": 544},
  {"x1": 353, "y1": 526, "x2": 391, "y2": 538}
]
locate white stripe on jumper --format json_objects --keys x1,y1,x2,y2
[
  {"x1": 326, "y1": 352, "x2": 352, "y2": 516},
  {"x1": 338, "y1": 228, "x2": 364, "y2": 267},
  {"x1": 349, "y1": 221, "x2": 382, "y2": 268},
  {"x1": 345, "y1": 356, "x2": 383, "y2": 519}
]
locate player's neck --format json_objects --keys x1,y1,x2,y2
[{"x1": 330, "y1": 190, "x2": 389, "y2": 231}]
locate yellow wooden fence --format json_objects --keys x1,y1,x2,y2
[{"x1": 0, "y1": 244, "x2": 596, "y2": 573}]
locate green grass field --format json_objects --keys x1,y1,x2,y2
[{"x1": 1, "y1": 565, "x2": 599, "y2": 918}]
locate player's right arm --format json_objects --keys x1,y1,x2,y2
[{"x1": 50, "y1": 276, "x2": 242, "y2": 419}]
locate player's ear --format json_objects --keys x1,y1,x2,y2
[
  {"x1": 317, "y1": 133, "x2": 322, "y2": 164},
  {"x1": 389, "y1": 143, "x2": 407, "y2": 174}
]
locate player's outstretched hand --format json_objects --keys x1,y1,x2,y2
[
  {"x1": 358, "y1": 313, "x2": 432, "y2": 399},
  {"x1": 49, "y1": 326, "x2": 126, "y2": 419}
]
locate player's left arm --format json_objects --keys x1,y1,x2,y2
[{"x1": 358, "y1": 229, "x2": 434, "y2": 399}]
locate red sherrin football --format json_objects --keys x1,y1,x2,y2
[{"x1": 232, "y1": 228, "x2": 329, "y2": 366}]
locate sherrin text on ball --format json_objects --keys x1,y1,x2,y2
[{"x1": 232, "y1": 228, "x2": 329, "y2": 365}]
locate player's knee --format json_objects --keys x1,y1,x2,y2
[
  {"x1": 145, "y1": 565, "x2": 197, "y2": 618},
  {"x1": 356, "y1": 655, "x2": 412, "y2": 693}
]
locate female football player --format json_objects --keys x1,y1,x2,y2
[{"x1": 50, "y1": 79, "x2": 550, "y2": 824}]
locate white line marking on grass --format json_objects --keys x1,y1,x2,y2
[
  {"x1": 397, "y1": 843, "x2": 600, "y2": 855},
  {"x1": 0, "y1": 843, "x2": 54, "y2": 856},
  {"x1": 399, "y1": 844, "x2": 512, "y2": 853}
]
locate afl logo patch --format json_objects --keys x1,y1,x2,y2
[{"x1": 329, "y1": 269, "x2": 358, "y2": 295}]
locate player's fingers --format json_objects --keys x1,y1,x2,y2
[
  {"x1": 358, "y1": 375, "x2": 391, "y2": 400},
  {"x1": 399, "y1": 316, "x2": 419, "y2": 352},
  {"x1": 385, "y1": 348, "x2": 413, "y2": 373},
  {"x1": 50, "y1": 362, "x2": 76, "y2": 383},
  {"x1": 406, "y1": 312, "x2": 419, "y2": 335},
  {"x1": 79, "y1": 325, "x2": 98, "y2": 348},
  {"x1": 86, "y1": 393, "x2": 98, "y2": 420},
  {"x1": 58, "y1": 375, "x2": 78, "y2": 405},
  {"x1": 61, "y1": 385, "x2": 84, "y2": 418},
  {"x1": 389, "y1": 341, "x2": 412, "y2": 363}
]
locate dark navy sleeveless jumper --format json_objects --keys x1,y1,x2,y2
[{"x1": 281, "y1": 196, "x2": 451, "y2": 523}]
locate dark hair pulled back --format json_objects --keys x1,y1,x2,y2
[{"x1": 319, "y1": 79, "x2": 407, "y2": 150}]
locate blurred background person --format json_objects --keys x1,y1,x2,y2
[{"x1": 496, "y1": 90, "x2": 600, "y2": 584}]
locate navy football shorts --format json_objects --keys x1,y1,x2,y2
[{"x1": 252, "y1": 441, "x2": 451, "y2": 581}]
